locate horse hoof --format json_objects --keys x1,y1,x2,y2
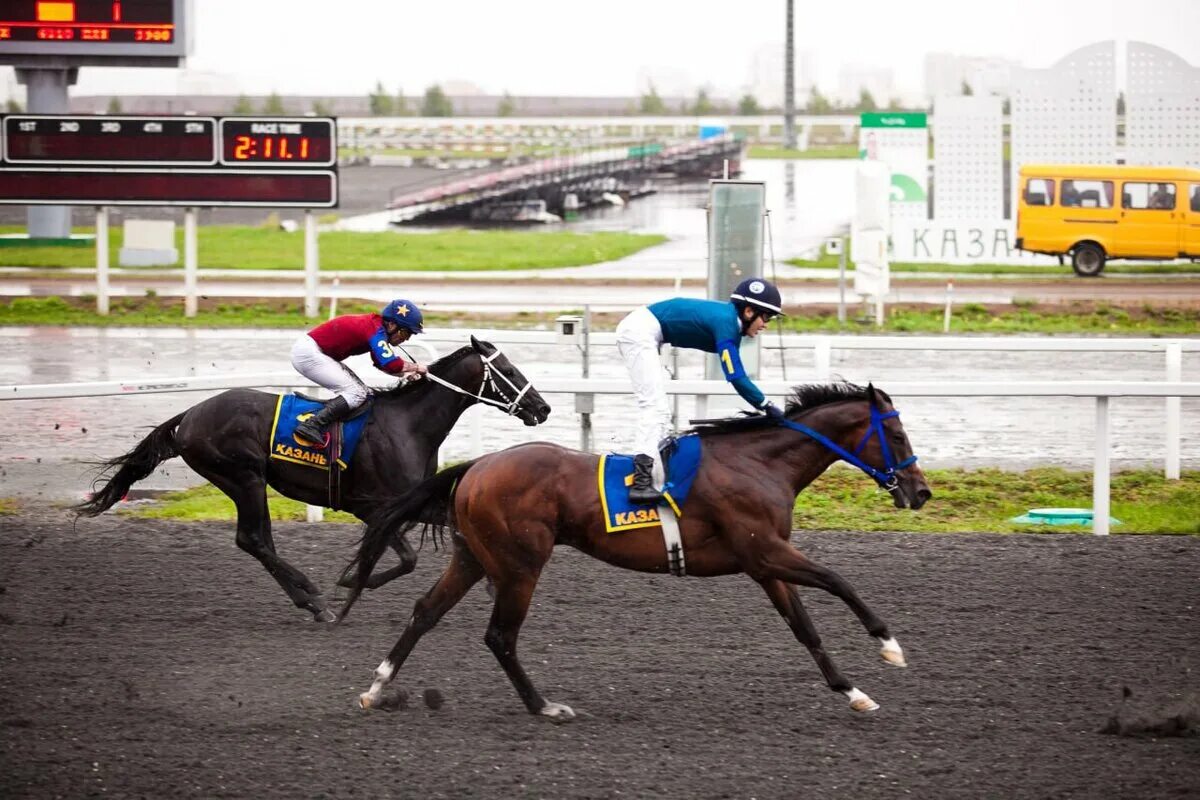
[
  {"x1": 845, "y1": 688, "x2": 879, "y2": 713},
  {"x1": 539, "y1": 702, "x2": 575, "y2": 722},
  {"x1": 879, "y1": 637, "x2": 907, "y2": 667},
  {"x1": 358, "y1": 693, "x2": 374, "y2": 710},
  {"x1": 313, "y1": 609, "x2": 337, "y2": 624}
]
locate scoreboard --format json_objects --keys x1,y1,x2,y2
[
  {"x1": 0, "y1": 0, "x2": 190, "y2": 65},
  {"x1": 0, "y1": 115, "x2": 339, "y2": 207}
]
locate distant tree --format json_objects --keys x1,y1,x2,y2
[
  {"x1": 311, "y1": 98, "x2": 332, "y2": 116},
  {"x1": 737, "y1": 94, "x2": 761, "y2": 115},
  {"x1": 1002, "y1": 97, "x2": 1011, "y2": 115},
  {"x1": 805, "y1": 85, "x2": 832, "y2": 114},
  {"x1": 857, "y1": 88, "x2": 877, "y2": 112},
  {"x1": 262, "y1": 92, "x2": 286, "y2": 114},
  {"x1": 4, "y1": 98, "x2": 21, "y2": 113},
  {"x1": 497, "y1": 91, "x2": 516, "y2": 117},
  {"x1": 395, "y1": 88, "x2": 410, "y2": 116},
  {"x1": 691, "y1": 88, "x2": 716, "y2": 116},
  {"x1": 106, "y1": 96, "x2": 123, "y2": 114},
  {"x1": 421, "y1": 84, "x2": 453, "y2": 117},
  {"x1": 368, "y1": 80, "x2": 394, "y2": 116},
  {"x1": 886, "y1": 96, "x2": 904, "y2": 110},
  {"x1": 638, "y1": 83, "x2": 667, "y2": 114},
  {"x1": 1117, "y1": 91, "x2": 1125, "y2": 116},
  {"x1": 961, "y1": 79, "x2": 974, "y2": 96},
  {"x1": 232, "y1": 95, "x2": 253, "y2": 114}
]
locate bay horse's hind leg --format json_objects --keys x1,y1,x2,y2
[
  {"x1": 484, "y1": 573, "x2": 574, "y2": 722},
  {"x1": 203, "y1": 468, "x2": 335, "y2": 622},
  {"x1": 756, "y1": 539, "x2": 906, "y2": 669},
  {"x1": 358, "y1": 545, "x2": 485, "y2": 710},
  {"x1": 759, "y1": 578, "x2": 880, "y2": 713}
]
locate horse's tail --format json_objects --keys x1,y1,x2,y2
[
  {"x1": 73, "y1": 412, "x2": 186, "y2": 517},
  {"x1": 338, "y1": 459, "x2": 477, "y2": 622}
]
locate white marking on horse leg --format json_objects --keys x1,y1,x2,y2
[
  {"x1": 844, "y1": 687, "x2": 879, "y2": 713},
  {"x1": 539, "y1": 701, "x2": 576, "y2": 722},
  {"x1": 358, "y1": 658, "x2": 395, "y2": 709},
  {"x1": 878, "y1": 636, "x2": 907, "y2": 667}
]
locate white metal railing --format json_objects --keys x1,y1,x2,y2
[{"x1": 4, "y1": 372, "x2": 1198, "y2": 536}]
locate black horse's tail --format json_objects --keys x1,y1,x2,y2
[
  {"x1": 337, "y1": 459, "x2": 478, "y2": 622},
  {"x1": 73, "y1": 412, "x2": 186, "y2": 517}
]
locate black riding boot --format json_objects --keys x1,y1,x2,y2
[
  {"x1": 295, "y1": 396, "x2": 351, "y2": 447},
  {"x1": 628, "y1": 453, "x2": 662, "y2": 505}
]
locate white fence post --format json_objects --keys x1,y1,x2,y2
[
  {"x1": 1166, "y1": 343, "x2": 1182, "y2": 480},
  {"x1": 304, "y1": 210, "x2": 319, "y2": 318},
  {"x1": 1093, "y1": 396, "x2": 1111, "y2": 537},
  {"x1": 95, "y1": 206, "x2": 109, "y2": 316},
  {"x1": 184, "y1": 208, "x2": 198, "y2": 318}
]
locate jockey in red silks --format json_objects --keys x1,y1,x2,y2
[{"x1": 290, "y1": 299, "x2": 428, "y2": 446}]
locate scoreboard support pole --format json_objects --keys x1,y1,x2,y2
[
  {"x1": 304, "y1": 210, "x2": 319, "y2": 318},
  {"x1": 95, "y1": 207, "x2": 110, "y2": 316},
  {"x1": 17, "y1": 67, "x2": 76, "y2": 239},
  {"x1": 184, "y1": 208, "x2": 198, "y2": 318}
]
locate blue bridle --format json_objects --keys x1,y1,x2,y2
[{"x1": 776, "y1": 404, "x2": 918, "y2": 492}]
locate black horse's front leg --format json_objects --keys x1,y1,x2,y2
[{"x1": 336, "y1": 532, "x2": 417, "y2": 591}]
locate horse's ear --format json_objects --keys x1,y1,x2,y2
[
  {"x1": 470, "y1": 335, "x2": 484, "y2": 353},
  {"x1": 867, "y1": 382, "x2": 880, "y2": 409}
]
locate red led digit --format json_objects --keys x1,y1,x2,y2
[
  {"x1": 300, "y1": 138, "x2": 309, "y2": 159},
  {"x1": 280, "y1": 138, "x2": 291, "y2": 159},
  {"x1": 233, "y1": 135, "x2": 251, "y2": 160}
]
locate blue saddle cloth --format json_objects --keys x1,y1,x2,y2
[
  {"x1": 269, "y1": 395, "x2": 370, "y2": 471},
  {"x1": 598, "y1": 434, "x2": 703, "y2": 533}
]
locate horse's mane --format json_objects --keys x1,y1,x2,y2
[
  {"x1": 374, "y1": 344, "x2": 476, "y2": 399},
  {"x1": 688, "y1": 381, "x2": 878, "y2": 437}
]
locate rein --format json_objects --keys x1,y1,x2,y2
[
  {"x1": 421, "y1": 348, "x2": 532, "y2": 417},
  {"x1": 778, "y1": 405, "x2": 918, "y2": 492}
]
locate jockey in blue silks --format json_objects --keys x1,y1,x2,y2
[{"x1": 615, "y1": 277, "x2": 785, "y2": 504}]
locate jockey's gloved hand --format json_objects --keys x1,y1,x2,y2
[{"x1": 761, "y1": 402, "x2": 785, "y2": 419}]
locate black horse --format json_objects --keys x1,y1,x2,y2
[{"x1": 74, "y1": 336, "x2": 551, "y2": 621}]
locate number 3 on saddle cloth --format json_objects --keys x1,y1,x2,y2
[
  {"x1": 269, "y1": 395, "x2": 372, "y2": 508},
  {"x1": 598, "y1": 434, "x2": 703, "y2": 533}
]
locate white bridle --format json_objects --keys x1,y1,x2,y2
[{"x1": 420, "y1": 347, "x2": 534, "y2": 417}]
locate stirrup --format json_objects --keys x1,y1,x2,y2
[
  {"x1": 296, "y1": 426, "x2": 330, "y2": 449},
  {"x1": 628, "y1": 487, "x2": 663, "y2": 505}
]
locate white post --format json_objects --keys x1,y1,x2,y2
[
  {"x1": 814, "y1": 337, "x2": 832, "y2": 382},
  {"x1": 304, "y1": 210, "x2": 319, "y2": 318},
  {"x1": 95, "y1": 206, "x2": 109, "y2": 316},
  {"x1": 184, "y1": 208, "x2": 198, "y2": 318},
  {"x1": 1165, "y1": 343, "x2": 1182, "y2": 480},
  {"x1": 1093, "y1": 396, "x2": 1111, "y2": 536},
  {"x1": 943, "y1": 279, "x2": 954, "y2": 333},
  {"x1": 327, "y1": 275, "x2": 340, "y2": 320}
]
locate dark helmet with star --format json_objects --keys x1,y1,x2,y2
[{"x1": 380, "y1": 299, "x2": 424, "y2": 333}]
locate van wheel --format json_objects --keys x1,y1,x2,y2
[{"x1": 1071, "y1": 243, "x2": 1106, "y2": 277}]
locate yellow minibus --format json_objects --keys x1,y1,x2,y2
[{"x1": 1016, "y1": 164, "x2": 1200, "y2": 276}]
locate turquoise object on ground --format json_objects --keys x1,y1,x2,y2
[{"x1": 1010, "y1": 507, "x2": 1123, "y2": 527}]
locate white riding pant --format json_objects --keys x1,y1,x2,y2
[
  {"x1": 290, "y1": 335, "x2": 370, "y2": 409},
  {"x1": 616, "y1": 306, "x2": 672, "y2": 458}
]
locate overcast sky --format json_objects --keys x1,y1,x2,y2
[{"x1": 3, "y1": 0, "x2": 1199, "y2": 100}]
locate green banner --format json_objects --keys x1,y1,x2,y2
[{"x1": 860, "y1": 112, "x2": 928, "y2": 129}]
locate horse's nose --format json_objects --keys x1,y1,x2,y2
[
  {"x1": 537, "y1": 401, "x2": 551, "y2": 420},
  {"x1": 913, "y1": 487, "x2": 932, "y2": 510}
]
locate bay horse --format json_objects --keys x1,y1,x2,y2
[
  {"x1": 74, "y1": 336, "x2": 551, "y2": 622},
  {"x1": 340, "y1": 382, "x2": 931, "y2": 718}
]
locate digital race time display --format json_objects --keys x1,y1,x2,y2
[
  {"x1": 0, "y1": 113, "x2": 339, "y2": 207},
  {"x1": 220, "y1": 119, "x2": 336, "y2": 167}
]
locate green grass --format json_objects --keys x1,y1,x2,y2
[
  {"x1": 3, "y1": 294, "x2": 1198, "y2": 335},
  {"x1": 0, "y1": 497, "x2": 18, "y2": 515},
  {"x1": 0, "y1": 225, "x2": 666, "y2": 271},
  {"x1": 748, "y1": 144, "x2": 860, "y2": 159},
  {"x1": 788, "y1": 249, "x2": 1200, "y2": 276},
  {"x1": 120, "y1": 468, "x2": 1200, "y2": 535},
  {"x1": 796, "y1": 467, "x2": 1200, "y2": 534}
]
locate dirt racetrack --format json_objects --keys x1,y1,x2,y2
[{"x1": 1, "y1": 509, "x2": 1197, "y2": 799}]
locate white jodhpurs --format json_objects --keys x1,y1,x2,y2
[
  {"x1": 290, "y1": 335, "x2": 370, "y2": 409},
  {"x1": 616, "y1": 306, "x2": 672, "y2": 458}
]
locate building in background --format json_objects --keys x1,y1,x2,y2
[{"x1": 924, "y1": 53, "x2": 1019, "y2": 102}]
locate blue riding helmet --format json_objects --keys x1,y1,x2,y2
[
  {"x1": 730, "y1": 278, "x2": 785, "y2": 317},
  {"x1": 380, "y1": 299, "x2": 424, "y2": 333}
]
